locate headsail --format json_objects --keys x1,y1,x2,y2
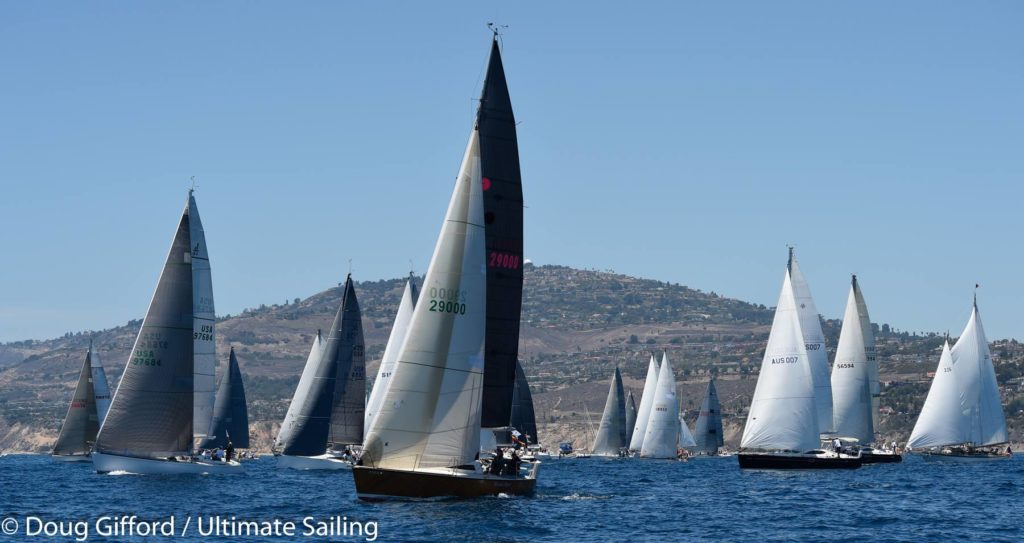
[
  {"x1": 591, "y1": 367, "x2": 627, "y2": 456},
  {"x1": 787, "y1": 249, "x2": 833, "y2": 435},
  {"x1": 908, "y1": 342, "x2": 963, "y2": 449},
  {"x1": 640, "y1": 354, "x2": 680, "y2": 458},
  {"x1": 478, "y1": 38, "x2": 525, "y2": 430},
  {"x1": 53, "y1": 346, "x2": 100, "y2": 456},
  {"x1": 365, "y1": 274, "x2": 419, "y2": 432},
  {"x1": 831, "y1": 276, "x2": 874, "y2": 443},
  {"x1": 276, "y1": 331, "x2": 332, "y2": 455},
  {"x1": 628, "y1": 355, "x2": 660, "y2": 451},
  {"x1": 326, "y1": 275, "x2": 366, "y2": 448},
  {"x1": 199, "y1": 347, "x2": 249, "y2": 449},
  {"x1": 624, "y1": 390, "x2": 637, "y2": 446},
  {"x1": 740, "y1": 269, "x2": 819, "y2": 452},
  {"x1": 362, "y1": 126, "x2": 486, "y2": 471},
  {"x1": 678, "y1": 413, "x2": 697, "y2": 449},
  {"x1": 693, "y1": 379, "x2": 724, "y2": 454},
  {"x1": 88, "y1": 342, "x2": 112, "y2": 424},
  {"x1": 510, "y1": 360, "x2": 539, "y2": 444}
]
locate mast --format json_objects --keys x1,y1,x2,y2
[{"x1": 477, "y1": 35, "x2": 526, "y2": 430}]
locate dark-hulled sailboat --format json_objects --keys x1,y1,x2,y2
[
  {"x1": 354, "y1": 34, "x2": 538, "y2": 499},
  {"x1": 93, "y1": 190, "x2": 241, "y2": 475},
  {"x1": 198, "y1": 347, "x2": 249, "y2": 450},
  {"x1": 275, "y1": 275, "x2": 364, "y2": 470},
  {"x1": 52, "y1": 341, "x2": 111, "y2": 462}
]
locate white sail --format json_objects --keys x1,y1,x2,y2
[
  {"x1": 364, "y1": 276, "x2": 418, "y2": 432},
  {"x1": 362, "y1": 129, "x2": 486, "y2": 471},
  {"x1": 640, "y1": 353, "x2": 680, "y2": 458},
  {"x1": 787, "y1": 250, "x2": 832, "y2": 434},
  {"x1": 628, "y1": 355, "x2": 660, "y2": 451},
  {"x1": 830, "y1": 277, "x2": 873, "y2": 443},
  {"x1": 908, "y1": 342, "x2": 964, "y2": 449},
  {"x1": 951, "y1": 302, "x2": 1008, "y2": 447},
  {"x1": 89, "y1": 343, "x2": 112, "y2": 423},
  {"x1": 275, "y1": 331, "x2": 324, "y2": 448},
  {"x1": 741, "y1": 269, "x2": 819, "y2": 452},
  {"x1": 188, "y1": 193, "x2": 217, "y2": 442},
  {"x1": 678, "y1": 413, "x2": 697, "y2": 449}
]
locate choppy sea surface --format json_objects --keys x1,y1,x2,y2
[{"x1": 0, "y1": 453, "x2": 1021, "y2": 542}]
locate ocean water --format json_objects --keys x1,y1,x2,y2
[{"x1": 0, "y1": 454, "x2": 1021, "y2": 542}]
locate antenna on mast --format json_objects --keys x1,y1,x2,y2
[{"x1": 189, "y1": 176, "x2": 198, "y2": 194}]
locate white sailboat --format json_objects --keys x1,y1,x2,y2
[
  {"x1": 640, "y1": 354, "x2": 680, "y2": 459},
  {"x1": 93, "y1": 190, "x2": 241, "y2": 475},
  {"x1": 787, "y1": 248, "x2": 833, "y2": 437},
  {"x1": 365, "y1": 273, "x2": 419, "y2": 433},
  {"x1": 591, "y1": 367, "x2": 627, "y2": 457},
  {"x1": 353, "y1": 37, "x2": 538, "y2": 499},
  {"x1": 908, "y1": 297, "x2": 1010, "y2": 461},
  {"x1": 627, "y1": 354, "x2": 660, "y2": 452},
  {"x1": 52, "y1": 341, "x2": 111, "y2": 462},
  {"x1": 738, "y1": 264, "x2": 861, "y2": 469}
]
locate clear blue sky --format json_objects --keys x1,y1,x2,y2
[{"x1": 1, "y1": 2, "x2": 1022, "y2": 343}]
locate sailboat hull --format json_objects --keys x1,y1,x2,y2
[
  {"x1": 276, "y1": 453, "x2": 351, "y2": 470},
  {"x1": 352, "y1": 465, "x2": 537, "y2": 500},
  {"x1": 859, "y1": 450, "x2": 903, "y2": 464},
  {"x1": 52, "y1": 453, "x2": 92, "y2": 463},
  {"x1": 917, "y1": 450, "x2": 1011, "y2": 462},
  {"x1": 738, "y1": 452, "x2": 862, "y2": 470},
  {"x1": 93, "y1": 453, "x2": 244, "y2": 475}
]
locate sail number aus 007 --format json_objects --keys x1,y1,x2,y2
[
  {"x1": 770, "y1": 356, "x2": 799, "y2": 365},
  {"x1": 428, "y1": 287, "x2": 467, "y2": 315}
]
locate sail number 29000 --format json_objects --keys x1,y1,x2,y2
[{"x1": 428, "y1": 287, "x2": 467, "y2": 315}]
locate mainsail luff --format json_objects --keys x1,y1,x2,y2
[
  {"x1": 591, "y1": 367, "x2": 627, "y2": 456},
  {"x1": 831, "y1": 276, "x2": 874, "y2": 443},
  {"x1": 199, "y1": 347, "x2": 249, "y2": 449},
  {"x1": 478, "y1": 37, "x2": 525, "y2": 430},
  {"x1": 950, "y1": 302, "x2": 1007, "y2": 447},
  {"x1": 787, "y1": 249, "x2": 833, "y2": 434},
  {"x1": 327, "y1": 275, "x2": 366, "y2": 448},
  {"x1": 189, "y1": 194, "x2": 217, "y2": 444},
  {"x1": 52, "y1": 348, "x2": 99, "y2": 456},
  {"x1": 640, "y1": 354, "x2": 680, "y2": 458},
  {"x1": 276, "y1": 331, "x2": 330, "y2": 454},
  {"x1": 693, "y1": 379, "x2": 724, "y2": 454},
  {"x1": 362, "y1": 129, "x2": 486, "y2": 471},
  {"x1": 365, "y1": 275, "x2": 419, "y2": 432},
  {"x1": 510, "y1": 360, "x2": 539, "y2": 444},
  {"x1": 740, "y1": 269, "x2": 819, "y2": 452},
  {"x1": 95, "y1": 193, "x2": 199, "y2": 458},
  {"x1": 628, "y1": 355, "x2": 660, "y2": 451},
  {"x1": 624, "y1": 391, "x2": 637, "y2": 445}
]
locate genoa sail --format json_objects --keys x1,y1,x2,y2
[
  {"x1": 591, "y1": 367, "x2": 627, "y2": 456},
  {"x1": 365, "y1": 274, "x2": 419, "y2": 432},
  {"x1": 624, "y1": 390, "x2": 637, "y2": 446},
  {"x1": 693, "y1": 379, "x2": 724, "y2": 454},
  {"x1": 509, "y1": 360, "x2": 539, "y2": 444},
  {"x1": 628, "y1": 355, "x2": 660, "y2": 451},
  {"x1": 908, "y1": 342, "x2": 962, "y2": 449},
  {"x1": 199, "y1": 347, "x2": 249, "y2": 449},
  {"x1": 276, "y1": 331, "x2": 333, "y2": 455}
]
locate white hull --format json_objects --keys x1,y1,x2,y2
[
  {"x1": 276, "y1": 453, "x2": 351, "y2": 470},
  {"x1": 52, "y1": 454, "x2": 92, "y2": 463},
  {"x1": 918, "y1": 452, "x2": 1011, "y2": 463},
  {"x1": 93, "y1": 452, "x2": 243, "y2": 475}
]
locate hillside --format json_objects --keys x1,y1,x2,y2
[{"x1": 2, "y1": 263, "x2": 1023, "y2": 453}]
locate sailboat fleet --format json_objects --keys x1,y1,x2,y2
[{"x1": 35, "y1": 30, "x2": 1018, "y2": 497}]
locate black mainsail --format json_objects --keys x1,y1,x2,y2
[
  {"x1": 199, "y1": 347, "x2": 249, "y2": 449},
  {"x1": 478, "y1": 37, "x2": 525, "y2": 429},
  {"x1": 327, "y1": 275, "x2": 365, "y2": 448},
  {"x1": 509, "y1": 360, "x2": 538, "y2": 444},
  {"x1": 694, "y1": 379, "x2": 725, "y2": 454}
]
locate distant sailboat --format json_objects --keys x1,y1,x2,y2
[
  {"x1": 628, "y1": 355, "x2": 660, "y2": 452},
  {"x1": 908, "y1": 297, "x2": 1010, "y2": 461},
  {"x1": 787, "y1": 248, "x2": 833, "y2": 437},
  {"x1": 624, "y1": 391, "x2": 637, "y2": 446},
  {"x1": 738, "y1": 263, "x2": 861, "y2": 469},
  {"x1": 52, "y1": 341, "x2": 111, "y2": 462},
  {"x1": 591, "y1": 367, "x2": 627, "y2": 457},
  {"x1": 198, "y1": 347, "x2": 249, "y2": 450},
  {"x1": 510, "y1": 360, "x2": 539, "y2": 446},
  {"x1": 678, "y1": 412, "x2": 697, "y2": 450},
  {"x1": 93, "y1": 190, "x2": 241, "y2": 475},
  {"x1": 640, "y1": 354, "x2": 680, "y2": 459},
  {"x1": 693, "y1": 379, "x2": 724, "y2": 456},
  {"x1": 365, "y1": 273, "x2": 418, "y2": 433},
  {"x1": 327, "y1": 275, "x2": 366, "y2": 453},
  {"x1": 353, "y1": 34, "x2": 538, "y2": 500}
]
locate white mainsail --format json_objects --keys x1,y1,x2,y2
[
  {"x1": 908, "y1": 342, "x2": 963, "y2": 449},
  {"x1": 741, "y1": 269, "x2": 819, "y2": 452},
  {"x1": 640, "y1": 353, "x2": 680, "y2": 458},
  {"x1": 950, "y1": 301, "x2": 1008, "y2": 447},
  {"x1": 364, "y1": 276, "x2": 419, "y2": 431},
  {"x1": 362, "y1": 129, "x2": 486, "y2": 471},
  {"x1": 628, "y1": 355, "x2": 660, "y2": 451},
  {"x1": 830, "y1": 276, "x2": 874, "y2": 443},
  {"x1": 275, "y1": 331, "x2": 324, "y2": 449},
  {"x1": 189, "y1": 194, "x2": 217, "y2": 443},
  {"x1": 787, "y1": 249, "x2": 833, "y2": 435}
]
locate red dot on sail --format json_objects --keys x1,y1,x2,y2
[{"x1": 482, "y1": 177, "x2": 492, "y2": 191}]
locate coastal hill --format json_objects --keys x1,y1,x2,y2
[{"x1": 2, "y1": 264, "x2": 1023, "y2": 452}]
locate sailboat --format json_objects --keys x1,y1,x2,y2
[
  {"x1": 640, "y1": 354, "x2": 680, "y2": 459},
  {"x1": 624, "y1": 391, "x2": 637, "y2": 446},
  {"x1": 908, "y1": 297, "x2": 1010, "y2": 461},
  {"x1": 787, "y1": 248, "x2": 833, "y2": 438},
  {"x1": 198, "y1": 347, "x2": 249, "y2": 451},
  {"x1": 678, "y1": 412, "x2": 697, "y2": 456},
  {"x1": 353, "y1": 35, "x2": 538, "y2": 500},
  {"x1": 510, "y1": 360, "x2": 539, "y2": 447},
  {"x1": 692, "y1": 379, "x2": 724, "y2": 456},
  {"x1": 591, "y1": 367, "x2": 627, "y2": 457},
  {"x1": 738, "y1": 263, "x2": 861, "y2": 469},
  {"x1": 831, "y1": 276, "x2": 900, "y2": 463},
  {"x1": 93, "y1": 190, "x2": 241, "y2": 475},
  {"x1": 275, "y1": 275, "x2": 364, "y2": 470},
  {"x1": 365, "y1": 273, "x2": 418, "y2": 433},
  {"x1": 628, "y1": 355, "x2": 660, "y2": 453},
  {"x1": 52, "y1": 341, "x2": 111, "y2": 462}
]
